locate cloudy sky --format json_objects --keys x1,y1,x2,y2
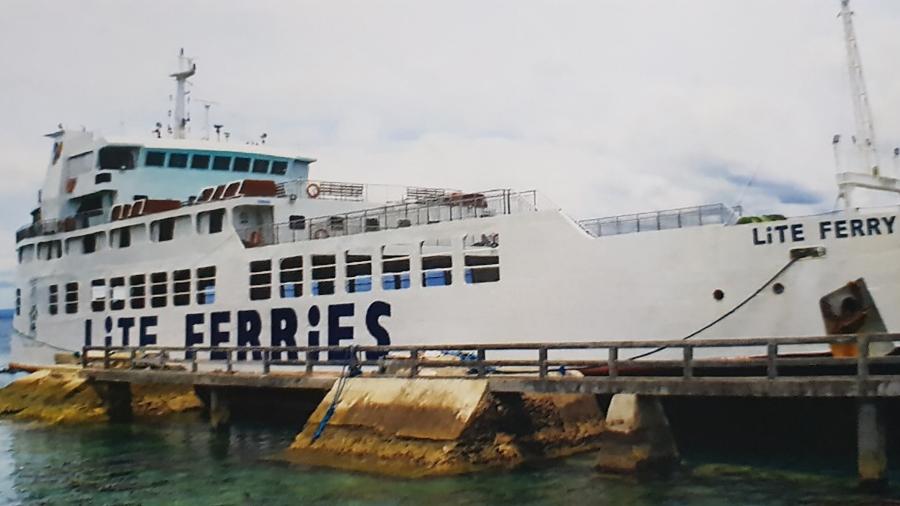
[{"x1": 1, "y1": 0, "x2": 899, "y2": 304}]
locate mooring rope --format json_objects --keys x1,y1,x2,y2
[
  {"x1": 310, "y1": 347, "x2": 360, "y2": 442},
  {"x1": 625, "y1": 256, "x2": 800, "y2": 361}
]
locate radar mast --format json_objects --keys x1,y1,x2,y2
[{"x1": 170, "y1": 49, "x2": 196, "y2": 140}]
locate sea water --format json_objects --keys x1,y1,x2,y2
[{"x1": 0, "y1": 318, "x2": 897, "y2": 505}]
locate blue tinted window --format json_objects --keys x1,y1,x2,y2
[{"x1": 168, "y1": 153, "x2": 188, "y2": 168}]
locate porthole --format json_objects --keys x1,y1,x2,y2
[
  {"x1": 713, "y1": 289, "x2": 724, "y2": 301},
  {"x1": 772, "y1": 283, "x2": 785, "y2": 295}
]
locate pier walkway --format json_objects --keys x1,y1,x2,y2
[{"x1": 78, "y1": 333, "x2": 900, "y2": 487}]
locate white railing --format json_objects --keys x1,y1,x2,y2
[{"x1": 578, "y1": 203, "x2": 741, "y2": 238}]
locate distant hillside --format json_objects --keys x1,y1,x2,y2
[{"x1": 0, "y1": 309, "x2": 12, "y2": 319}]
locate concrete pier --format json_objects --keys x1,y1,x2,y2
[
  {"x1": 857, "y1": 399, "x2": 887, "y2": 490},
  {"x1": 594, "y1": 394, "x2": 679, "y2": 474},
  {"x1": 208, "y1": 389, "x2": 231, "y2": 431}
]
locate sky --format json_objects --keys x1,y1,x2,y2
[{"x1": 1, "y1": 0, "x2": 900, "y2": 305}]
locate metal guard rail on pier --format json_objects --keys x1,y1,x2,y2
[{"x1": 82, "y1": 333, "x2": 900, "y2": 385}]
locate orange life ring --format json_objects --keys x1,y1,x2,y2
[
  {"x1": 306, "y1": 183, "x2": 321, "y2": 199},
  {"x1": 313, "y1": 228, "x2": 329, "y2": 240},
  {"x1": 248, "y1": 230, "x2": 263, "y2": 247}
]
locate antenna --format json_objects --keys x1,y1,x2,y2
[
  {"x1": 196, "y1": 99, "x2": 218, "y2": 140},
  {"x1": 170, "y1": 48, "x2": 197, "y2": 140},
  {"x1": 839, "y1": 0, "x2": 879, "y2": 176}
]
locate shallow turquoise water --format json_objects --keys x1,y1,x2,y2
[{"x1": 0, "y1": 318, "x2": 898, "y2": 505}]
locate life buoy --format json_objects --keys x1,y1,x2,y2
[
  {"x1": 248, "y1": 230, "x2": 263, "y2": 247},
  {"x1": 313, "y1": 228, "x2": 329, "y2": 240},
  {"x1": 306, "y1": 183, "x2": 321, "y2": 199}
]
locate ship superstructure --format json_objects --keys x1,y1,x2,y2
[{"x1": 10, "y1": 4, "x2": 900, "y2": 367}]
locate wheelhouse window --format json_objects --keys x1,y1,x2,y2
[
  {"x1": 233, "y1": 157, "x2": 250, "y2": 172},
  {"x1": 150, "y1": 272, "x2": 168, "y2": 308},
  {"x1": 145, "y1": 151, "x2": 166, "y2": 167},
  {"x1": 271, "y1": 160, "x2": 288, "y2": 175},
  {"x1": 48, "y1": 284, "x2": 58, "y2": 315},
  {"x1": 421, "y1": 239, "x2": 452, "y2": 287},
  {"x1": 91, "y1": 279, "x2": 106, "y2": 312},
  {"x1": 249, "y1": 260, "x2": 272, "y2": 300},
  {"x1": 382, "y1": 245, "x2": 411, "y2": 290},
  {"x1": 98, "y1": 146, "x2": 138, "y2": 170},
  {"x1": 464, "y1": 233, "x2": 500, "y2": 284},
  {"x1": 190, "y1": 154, "x2": 210, "y2": 170},
  {"x1": 37, "y1": 240, "x2": 62, "y2": 260},
  {"x1": 346, "y1": 251, "x2": 372, "y2": 293},
  {"x1": 110, "y1": 277, "x2": 126, "y2": 311},
  {"x1": 173, "y1": 269, "x2": 191, "y2": 306},
  {"x1": 279, "y1": 256, "x2": 302, "y2": 298},
  {"x1": 65, "y1": 282, "x2": 78, "y2": 314},
  {"x1": 168, "y1": 152, "x2": 188, "y2": 168},
  {"x1": 311, "y1": 255, "x2": 336, "y2": 296},
  {"x1": 212, "y1": 155, "x2": 231, "y2": 171},
  {"x1": 130, "y1": 274, "x2": 146, "y2": 309},
  {"x1": 252, "y1": 158, "x2": 270, "y2": 174},
  {"x1": 196, "y1": 266, "x2": 216, "y2": 305}
]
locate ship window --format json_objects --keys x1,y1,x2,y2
[
  {"x1": 91, "y1": 279, "x2": 106, "y2": 312},
  {"x1": 110, "y1": 277, "x2": 126, "y2": 311},
  {"x1": 145, "y1": 151, "x2": 166, "y2": 167},
  {"x1": 421, "y1": 239, "x2": 453, "y2": 287},
  {"x1": 98, "y1": 146, "x2": 137, "y2": 170},
  {"x1": 271, "y1": 160, "x2": 288, "y2": 175},
  {"x1": 346, "y1": 251, "x2": 372, "y2": 293},
  {"x1": 48, "y1": 284, "x2": 58, "y2": 316},
  {"x1": 111, "y1": 227, "x2": 131, "y2": 248},
  {"x1": 152, "y1": 218, "x2": 175, "y2": 242},
  {"x1": 168, "y1": 152, "x2": 188, "y2": 168},
  {"x1": 289, "y1": 215, "x2": 306, "y2": 230},
  {"x1": 212, "y1": 155, "x2": 231, "y2": 171},
  {"x1": 198, "y1": 209, "x2": 226, "y2": 234},
  {"x1": 279, "y1": 256, "x2": 302, "y2": 298},
  {"x1": 233, "y1": 157, "x2": 250, "y2": 172},
  {"x1": 15, "y1": 289, "x2": 20, "y2": 316},
  {"x1": 173, "y1": 269, "x2": 191, "y2": 306},
  {"x1": 65, "y1": 282, "x2": 78, "y2": 314},
  {"x1": 381, "y1": 245, "x2": 411, "y2": 290},
  {"x1": 311, "y1": 255, "x2": 336, "y2": 296},
  {"x1": 129, "y1": 275, "x2": 145, "y2": 310},
  {"x1": 249, "y1": 260, "x2": 272, "y2": 300},
  {"x1": 464, "y1": 233, "x2": 500, "y2": 284},
  {"x1": 190, "y1": 154, "x2": 210, "y2": 170},
  {"x1": 83, "y1": 234, "x2": 97, "y2": 254},
  {"x1": 37, "y1": 240, "x2": 62, "y2": 260},
  {"x1": 150, "y1": 272, "x2": 167, "y2": 308},
  {"x1": 18, "y1": 245, "x2": 34, "y2": 264},
  {"x1": 196, "y1": 266, "x2": 216, "y2": 305},
  {"x1": 252, "y1": 158, "x2": 270, "y2": 174}
]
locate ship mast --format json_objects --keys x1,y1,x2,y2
[
  {"x1": 840, "y1": 0, "x2": 879, "y2": 176},
  {"x1": 170, "y1": 49, "x2": 196, "y2": 140},
  {"x1": 834, "y1": 0, "x2": 900, "y2": 208}
]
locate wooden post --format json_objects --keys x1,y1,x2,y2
[
  {"x1": 766, "y1": 342, "x2": 778, "y2": 379},
  {"x1": 857, "y1": 399, "x2": 887, "y2": 490},
  {"x1": 409, "y1": 348, "x2": 419, "y2": 378},
  {"x1": 538, "y1": 348, "x2": 548, "y2": 378},
  {"x1": 683, "y1": 345, "x2": 693, "y2": 379},
  {"x1": 608, "y1": 347, "x2": 618, "y2": 379},
  {"x1": 476, "y1": 349, "x2": 486, "y2": 378}
]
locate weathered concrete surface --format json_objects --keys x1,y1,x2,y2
[
  {"x1": 857, "y1": 399, "x2": 887, "y2": 490},
  {"x1": 595, "y1": 394, "x2": 679, "y2": 474},
  {"x1": 288, "y1": 378, "x2": 606, "y2": 477},
  {"x1": 0, "y1": 369, "x2": 202, "y2": 424}
]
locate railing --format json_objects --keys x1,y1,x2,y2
[
  {"x1": 16, "y1": 209, "x2": 105, "y2": 242},
  {"x1": 243, "y1": 189, "x2": 537, "y2": 247},
  {"x1": 82, "y1": 333, "x2": 899, "y2": 381},
  {"x1": 578, "y1": 203, "x2": 742, "y2": 238}
]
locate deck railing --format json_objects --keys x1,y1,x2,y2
[
  {"x1": 82, "y1": 333, "x2": 899, "y2": 382},
  {"x1": 244, "y1": 189, "x2": 537, "y2": 246},
  {"x1": 578, "y1": 203, "x2": 742, "y2": 238}
]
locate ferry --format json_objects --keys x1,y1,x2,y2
[{"x1": 10, "y1": 1, "x2": 900, "y2": 368}]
